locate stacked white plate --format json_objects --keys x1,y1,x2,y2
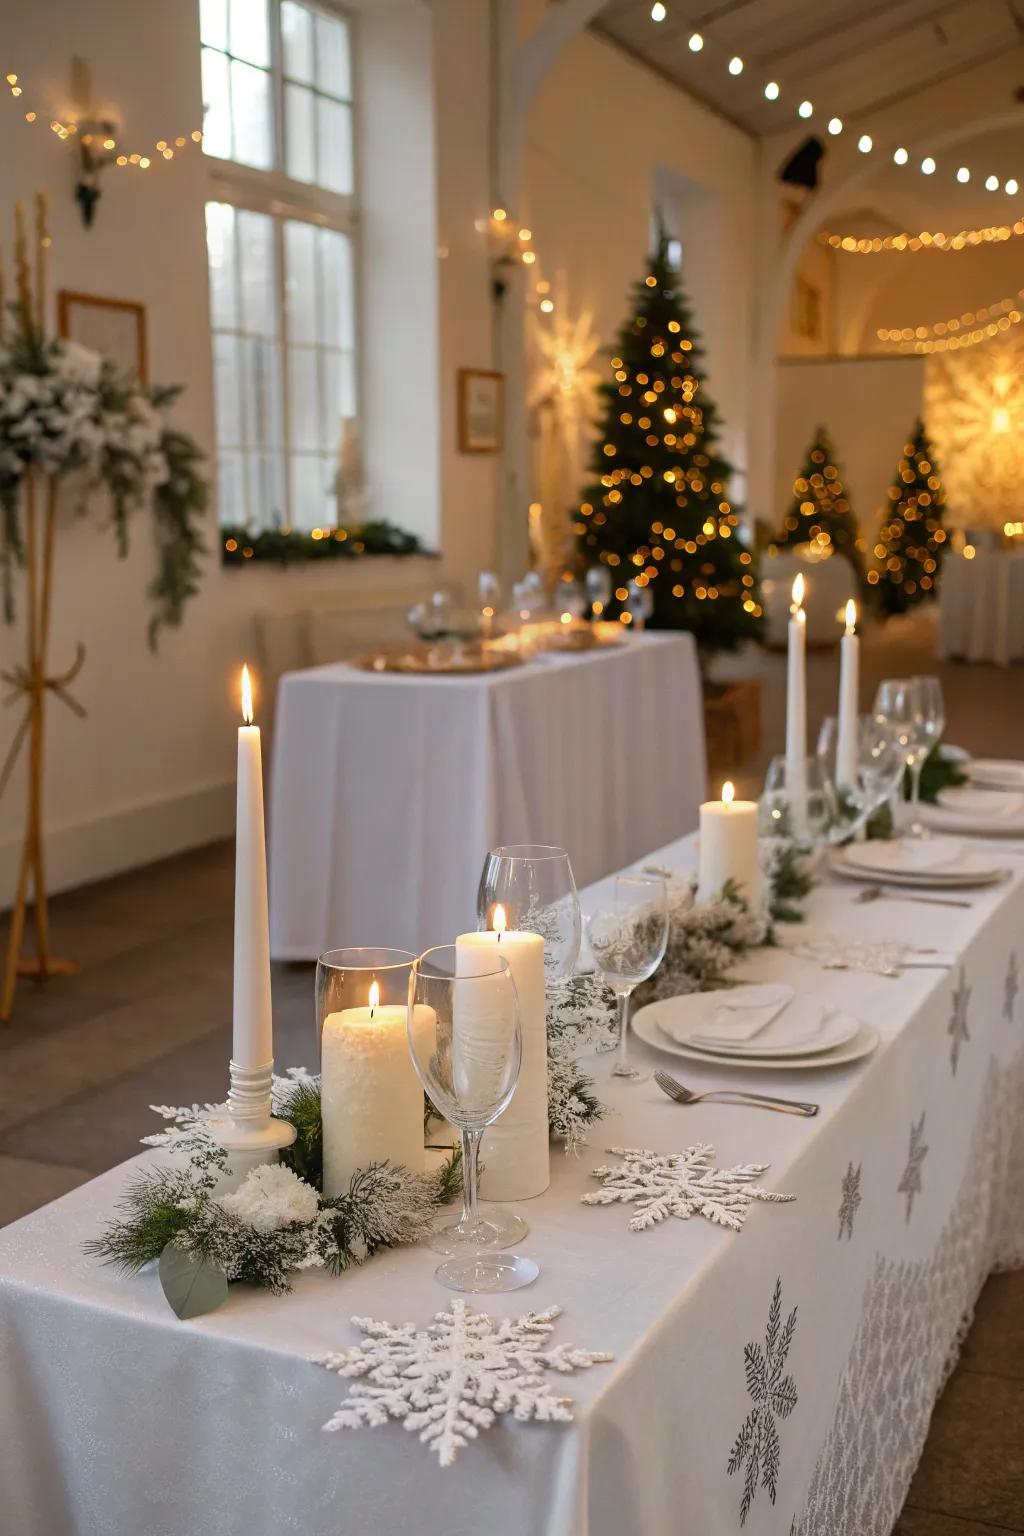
[
  {"x1": 631, "y1": 983, "x2": 879, "y2": 1071},
  {"x1": 829, "y1": 835, "x2": 1007, "y2": 889},
  {"x1": 968, "y1": 758, "x2": 1024, "y2": 792},
  {"x1": 919, "y1": 784, "x2": 1024, "y2": 838}
]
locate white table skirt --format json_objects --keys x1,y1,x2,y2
[
  {"x1": 267, "y1": 632, "x2": 706, "y2": 959},
  {"x1": 1, "y1": 839, "x2": 1021, "y2": 1536},
  {"x1": 937, "y1": 549, "x2": 1024, "y2": 665}
]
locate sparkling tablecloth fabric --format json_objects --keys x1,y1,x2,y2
[{"x1": 0, "y1": 838, "x2": 1021, "y2": 1536}]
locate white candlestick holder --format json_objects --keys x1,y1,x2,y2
[{"x1": 206, "y1": 1058, "x2": 296, "y2": 1189}]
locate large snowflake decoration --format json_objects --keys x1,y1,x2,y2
[
  {"x1": 316, "y1": 1300, "x2": 612, "y2": 1468},
  {"x1": 727, "y1": 1277, "x2": 799, "y2": 1526},
  {"x1": 837, "y1": 1162, "x2": 862, "y2": 1241},
  {"x1": 1005, "y1": 950, "x2": 1020, "y2": 1023},
  {"x1": 581, "y1": 1144, "x2": 793, "y2": 1233},
  {"x1": 948, "y1": 968, "x2": 971, "y2": 1076},
  {"x1": 897, "y1": 1113, "x2": 929, "y2": 1224}
]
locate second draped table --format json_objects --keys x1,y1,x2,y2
[{"x1": 268, "y1": 631, "x2": 706, "y2": 959}]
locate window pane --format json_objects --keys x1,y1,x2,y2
[
  {"x1": 201, "y1": 47, "x2": 232, "y2": 161},
  {"x1": 241, "y1": 336, "x2": 284, "y2": 450},
  {"x1": 213, "y1": 333, "x2": 243, "y2": 447},
  {"x1": 290, "y1": 454, "x2": 329, "y2": 530},
  {"x1": 283, "y1": 220, "x2": 317, "y2": 343},
  {"x1": 320, "y1": 350, "x2": 342, "y2": 456},
  {"x1": 318, "y1": 228, "x2": 353, "y2": 350},
  {"x1": 218, "y1": 451, "x2": 245, "y2": 524},
  {"x1": 337, "y1": 350, "x2": 356, "y2": 419},
  {"x1": 200, "y1": 0, "x2": 228, "y2": 51},
  {"x1": 315, "y1": 11, "x2": 351, "y2": 98},
  {"x1": 237, "y1": 209, "x2": 277, "y2": 336},
  {"x1": 247, "y1": 450, "x2": 286, "y2": 528},
  {"x1": 284, "y1": 83, "x2": 315, "y2": 184},
  {"x1": 320, "y1": 456, "x2": 340, "y2": 524},
  {"x1": 288, "y1": 347, "x2": 320, "y2": 451},
  {"x1": 281, "y1": 0, "x2": 314, "y2": 83},
  {"x1": 316, "y1": 97, "x2": 352, "y2": 195},
  {"x1": 230, "y1": 59, "x2": 273, "y2": 168},
  {"x1": 206, "y1": 203, "x2": 238, "y2": 329},
  {"x1": 229, "y1": 0, "x2": 269, "y2": 67}
]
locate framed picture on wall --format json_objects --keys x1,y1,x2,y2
[
  {"x1": 458, "y1": 368, "x2": 504, "y2": 453},
  {"x1": 57, "y1": 291, "x2": 149, "y2": 386}
]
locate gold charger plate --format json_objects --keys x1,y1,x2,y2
[{"x1": 353, "y1": 644, "x2": 524, "y2": 676}]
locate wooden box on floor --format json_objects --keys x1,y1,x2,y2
[{"x1": 703, "y1": 679, "x2": 762, "y2": 776}]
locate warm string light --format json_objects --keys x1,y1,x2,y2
[
  {"x1": 2, "y1": 68, "x2": 202, "y2": 169},
  {"x1": 820, "y1": 219, "x2": 1024, "y2": 254},
  {"x1": 877, "y1": 287, "x2": 1024, "y2": 354},
  {"x1": 867, "y1": 434, "x2": 946, "y2": 603}
]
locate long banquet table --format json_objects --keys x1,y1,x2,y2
[
  {"x1": 267, "y1": 631, "x2": 705, "y2": 959},
  {"x1": 0, "y1": 836, "x2": 1022, "y2": 1536}
]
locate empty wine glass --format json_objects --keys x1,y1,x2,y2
[
  {"x1": 625, "y1": 580, "x2": 654, "y2": 630},
  {"x1": 588, "y1": 874, "x2": 668, "y2": 1081},
  {"x1": 477, "y1": 845, "x2": 581, "y2": 982},
  {"x1": 816, "y1": 716, "x2": 904, "y2": 842},
  {"x1": 407, "y1": 945, "x2": 537, "y2": 1293},
  {"x1": 760, "y1": 755, "x2": 831, "y2": 845},
  {"x1": 858, "y1": 715, "x2": 906, "y2": 822},
  {"x1": 873, "y1": 678, "x2": 935, "y2": 837},
  {"x1": 585, "y1": 564, "x2": 613, "y2": 619},
  {"x1": 557, "y1": 577, "x2": 588, "y2": 620}
]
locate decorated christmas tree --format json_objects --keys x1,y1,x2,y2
[
  {"x1": 771, "y1": 427, "x2": 867, "y2": 593},
  {"x1": 869, "y1": 421, "x2": 948, "y2": 615},
  {"x1": 574, "y1": 236, "x2": 762, "y2": 653}
]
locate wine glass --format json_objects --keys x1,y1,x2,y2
[
  {"x1": 585, "y1": 564, "x2": 613, "y2": 619},
  {"x1": 760, "y1": 755, "x2": 831, "y2": 845},
  {"x1": 625, "y1": 580, "x2": 654, "y2": 630},
  {"x1": 858, "y1": 715, "x2": 906, "y2": 825},
  {"x1": 557, "y1": 578, "x2": 588, "y2": 620},
  {"x1": 873, "y1": 678, "x2": 933, "y2": 837},
  {"x1": 408, "y1": 945, "x2": 537, "y2": 1293},
  {"x1": 587, "y1": 874, "x2": 668, "y2": 1081},
  {"x1": 478, "y1": 571, "x2": 502, "y2": 639},
  {"x1": 477, "y1": 845, "x2": 581, "y2": 983},
  {"x1": 816, "y1": 716, "x2": 904, "y2": 841}
]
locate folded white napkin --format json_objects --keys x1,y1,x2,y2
[
  {"x1": 688, "y1": 993, "x2": 826, "y2": 1053},
  {"x1": 684, "y1": 983, "x2": 793, "y2": 1045}
]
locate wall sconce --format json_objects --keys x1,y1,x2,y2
[{"x1": 74, "y1": 117, "x2": 119, "y2": 226}]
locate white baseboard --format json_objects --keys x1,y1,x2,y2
[{"x1": 0, "y1": 779, "x2": 236, "y2": 907}]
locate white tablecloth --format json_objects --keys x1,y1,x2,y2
[
  {"x1": 937, "y1": 549, "x2": 1024, "y2": 664},
  {"x1": 2, "y1": 839, "x2": 1022, "y2": 1536},
  {"x1": 267, "y1": 632, "x2": 706, "y2": 958}
]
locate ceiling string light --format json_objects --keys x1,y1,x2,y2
[
  {"x1": 819, "y1": 219, "x2": 1024, "y2": 253},
  {"x1": 877, "y1": 287, "x2": 1024, "y2": 353}
]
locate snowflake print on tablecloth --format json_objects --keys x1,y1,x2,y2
[
  {"x1": 727, "y1": 1277, "x2": 799, "y2": 1526},
  {"x1": 581, "y1": 1144, "x2": 794, "y2": 1233},
  {"x1": 948, "y1": 968, "x2": 971, "y2": 1076},
  {"x1": 837, "y1": 1162, "x2": 862, "y2": 1241},
  {"x1": 897, "y1": 1113, "x2": 928, "y2": 1224},
  {"x1": 315, "y1": 1300, "x2": 612, "y2": 1467},
  {"x1": 1005, "y1": 951, "x2": 1020, "y2": 1023}
]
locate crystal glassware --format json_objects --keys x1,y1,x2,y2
[
  {"x1": 873, "y1": 678, "x2": 938, "y2": 837},
  {"x1": 477, "y1": 845, "x2": 581, "y2": 983},
  {"x1": 315, "y1": 947, "x2": 416, "y2": 1062},
  {"x1": 556, "y1": 578, "x2": 588, "y2": 620},
  {"x1": 816, "y1": 715, "x2": 905, "y2": 842},
  {"x1": 585, "y1": 564, "x2": 613, "y2": 619},
  {"x1": 587, "y1": 874, "x2": 668, "y2": 1081},
  {"x1": 625, "y1": 580, "x2": 654, "y2": 629},
  {"x1": 407, "y1": 945, "x2": 537, "y2": 1293},
  {"x1": 760, "y1": 755, "x2": 832, "y2": 846},
  {"x1": 478, "y1": 571, "x2": 502, "y2": 639}
]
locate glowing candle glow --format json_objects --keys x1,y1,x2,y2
[{"x1": 697, "y1": 779, "x2": 760, "y2": 904}]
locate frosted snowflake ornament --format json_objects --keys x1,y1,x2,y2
[
  {"x1": 316, "y1": 1300, "x2": 613, "y2": 1467},
  {"x1": 582, "y1": 1144, "x2": 794, "y2": 1232}
]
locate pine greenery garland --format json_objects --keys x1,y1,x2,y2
[{"x1": 221, "y1": 519, "x2": 426, "y2": 566}]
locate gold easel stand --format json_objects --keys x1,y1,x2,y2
[{"x1": 0, "y1": 469, "x2": 84, "y2": 1022}]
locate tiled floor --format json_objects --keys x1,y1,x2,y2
[{"x1": 0, "y1": 609, "x2": 1021, "y2": 1531}]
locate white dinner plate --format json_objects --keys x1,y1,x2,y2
[
  {"x1": 968, "y1": 758, "x2": 1024, "y2": 791},
  {"x1": 631, "y1": 1003, "x2": 879, "y2": 1070},
  {"x1": 937, "y1": 786, "x2": 1024, "y2": 817},
  {"x1": 841, "y1": 836, "x2": 967, "y2": 877},
  {"x1": 646, "y1": 989, "x2": 860, "y2": 1057},
  {"x1": 917, "y1": 796, "x2": 1024, "y2": 839},
  {"x1": 828, "y1": 850, "x2": 1006, "y2": 889}
]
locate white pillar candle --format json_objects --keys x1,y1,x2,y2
[
  {"x1": 784, "y1": 573, "x2": 808, "y2": 837},
  {"x1": 320, "y1": 981, "x2": 434, "y2": 1196},
  {"x1": 456, "y1": 907, "x2": 549, "y2": 1200},
  {"x1": 233, "y1": 665, "x2": 273, "y2": 1075},
  {"x1": 697, "y1": 781, "x2": 761, "y2": 906},
  {"x1": 836, "y1": 599, "x2": 860, "y2": 790}
]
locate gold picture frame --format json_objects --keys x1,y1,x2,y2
[
  {"x1": 458, "y1": 368, "x2": 504, "y2": 453},
  {"x1": 57, "y1": 290, "x2": 149, "y2": 386}
]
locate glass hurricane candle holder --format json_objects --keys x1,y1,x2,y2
[{"x1": 477, "y1": 845, "x2": 582, "y2": 982}]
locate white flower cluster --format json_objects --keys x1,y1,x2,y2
[
  {"x1": 0, "y1": 338, "x2": 167, "y2": 493},
  {"x1": 220, "y1": 1162, "x2": 320, "y2": 1232}
]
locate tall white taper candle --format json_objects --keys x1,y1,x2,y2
[
  {"x1": 233, "y1": 664, "x2": 273, "y2": 1082},
  {"x1": 836, "y1": 599, "x2": 860, "y2": 789},
  {"x1": 785, "y1": 573, "x2": 808, "y2": 837}
]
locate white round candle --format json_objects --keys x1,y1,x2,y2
[
  {"x1": 697, "y1": 780, "x2": 761, "y2": 906},
  {"x1": 456, "y1": 909, "x2": 549, "y2": 1200},
  {"x1": 320, "y1": 988, "x2": 434, "y2": 1196}
]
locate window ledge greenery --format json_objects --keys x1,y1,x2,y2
[{"x1": 220, "y1": 520, "x2": 435, "y2": 567}]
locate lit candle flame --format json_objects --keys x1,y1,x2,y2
[
  {"x1": 368, "y1": 979, "x2": 380, "y2": 1014},
  {"x1": 791, "y1": 573, "x2": 805, "y2": 613},
  {"x1": 722, "y1": 780, "x2": 735, "y2": 805},
  {"x1": 845, "y1": 598, "x2": 857, "y2": 635},
  {"x1": 491, "y1": 903, "x2": 507, "y2": 935},
  {"x1": 240, "y1": 664, "x2": 254, "y2": 725}
]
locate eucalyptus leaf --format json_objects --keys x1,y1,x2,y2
[{"x1": 158, "y1": 1241, "x2": 228, "y2": 1320}]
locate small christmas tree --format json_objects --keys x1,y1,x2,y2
[
  {"x1": 772, "y1": 427, "x2": 867, "y2": 593},
  {"x1": 869, "y1": 421, "x2": 948, "y2": 615},
  {"x1": 574, "y1": 236, "x2": 762, "y2": 653}
]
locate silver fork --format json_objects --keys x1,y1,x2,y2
[
  {"x1": 654, "y1": 1069, "x2": 819, "y2": 1117},
  {"x1": 855, "y1": 886, "x2": 973, "y2": 910}
]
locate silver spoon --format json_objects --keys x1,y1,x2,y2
[
  {"x1": 654, "y1": 1069, "x2": 818, "y2": 1116},
  {"x1": 855, "y1": 886, "x2": 973, "y2": 910}
]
